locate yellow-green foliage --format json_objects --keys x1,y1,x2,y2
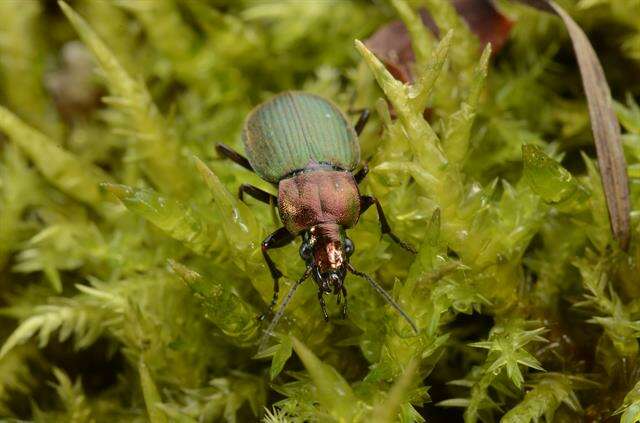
[{"x1": 0, "y1": 0, "x2": 639, "y2": 422}]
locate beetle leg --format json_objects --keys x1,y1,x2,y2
[
  {"x1": 318, "y1": 291, "x2": 329, "y2": 321},
  {"x1": 354, "y1": 163, "x2": 369, "y2": 184},
  {"x1": 354, "y1": 108, "x2": 370, "y2": 136},
  {"x1": 238, "y1": 184, "x2": 277, "y2": 205},
  {"x1": 360, "y1": 195, "x2": 416, "y2": 254},
  {"x1": 341, "y1": 286, "x2": 348, "y2": 319},
  {"x1": 258, "y1": 227, "x2": 296, "y2": 321},
  {"x1": 216, "y1": 143, "x2": 254, "y2": 173}
]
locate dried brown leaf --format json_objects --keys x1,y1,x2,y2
[{"x1": 364, "y1": 0, "x2": 512, "y2": 83}]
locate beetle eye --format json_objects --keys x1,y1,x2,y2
[
  {"x1": 344, "y1": 238, "x2": 354, "y2": 256},
  {"x1": 299, "y1": 242, "x2": 312, "y2": 261}
]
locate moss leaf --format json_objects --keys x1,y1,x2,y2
[
  {"x1": 291, "y1": 336, "x2": 357, "y2": 420},
  {"x1": 522, "y1": 144, "x2": 578, "y2": 203}
]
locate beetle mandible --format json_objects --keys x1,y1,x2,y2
[{"x1": 216, "y1": 91, "x2": 418, "y2": 344}]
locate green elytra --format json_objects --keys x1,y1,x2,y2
[{"x1": 242, "y1": 91, "x2": 360, "y2": 182}]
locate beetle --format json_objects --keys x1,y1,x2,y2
[{"x1": 216, "y1": 91, "x2": 418, "y2": 344}]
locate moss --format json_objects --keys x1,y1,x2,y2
[{"x1": 0, "y1": 0, "x2": 639, "y2": 421}]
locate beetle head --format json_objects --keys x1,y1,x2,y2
[{"x1": 300, "y1": 224, "x2": 354, "y2": 293}]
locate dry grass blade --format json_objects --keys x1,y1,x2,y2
[{"x1": 514, "y1": 0, "x2": 630, "y2": 250}]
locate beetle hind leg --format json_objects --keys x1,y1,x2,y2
[
  {"x1": 354, "y1": 108, "x2": 370, "y2": 136},
  {"x1": 346, "y1": 91, "x2": 370, "y2": 136}
]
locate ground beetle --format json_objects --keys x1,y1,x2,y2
[{"x1": 216, "y1": 91, "x2": 418, "y2": 344}]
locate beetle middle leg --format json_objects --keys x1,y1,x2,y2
[
  {"x1": 216, "y1": 143, "x2": 254, "y2": 173},
  {"x1": 360, "y1": 195, "x2": 416, "y2": 254},
  {"x1": 259, "y1": 227, "x2": 296, "y2": 321},
  {"x1": 354, "y1": 163, "x2": 369, "y2": 184},
  {"x1": 238, "y1": 184, "x2": 277, "y2": 205}
]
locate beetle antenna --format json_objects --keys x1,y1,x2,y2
[
  {"x1": 347, "y1": 264, "x2": 418, "y2": 334},
  {"x1": 258, "y1": 267, "x2": 312, "y2": 352}
]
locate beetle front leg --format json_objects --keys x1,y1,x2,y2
[
  {"x1": 335, "y1": 284, "x2": 348, "y2": 318},
  {"x1": 360, "y1": 195, "x2": 416, "y2": 254},
  {"x1": 258, "y1": 227, "x2": 296, "y2": 321},
  {"x1": 318, "y1": 291, "x2": 329, "y2": 322},
  {"x1": 340, "y1": 286, "x2": 348, "y2": 319}
]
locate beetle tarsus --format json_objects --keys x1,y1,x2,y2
[
  {"x1": 260, "y1": 228, "x2": 295, "y2": 320},
  {"x1": 360, "y1": 195, "x2": 416, "y2": 254},
  {"x1": 387, "y1": 232, "x2": 417, "y2": 254},
  {"x1": 318, "y1": 292, "x2": 329, "y2": 321},
  {"x1": 341, "y1": 286, "x2": 348, "y2": 319},
  {"x1": 258, "y1": 267, "x2": 311, "y2": 352},
  {"x1": 257, "y1": 279, "x2": 279, "y2": 321}
]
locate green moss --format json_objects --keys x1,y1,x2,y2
[{"x1": 0, "y1": 0, "x2": 639, "y2": 421}]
